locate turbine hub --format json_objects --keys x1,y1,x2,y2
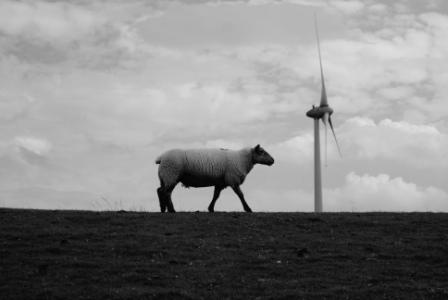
[{"x1": 306, "y1": 105, "x2": 333, "y2": 119}]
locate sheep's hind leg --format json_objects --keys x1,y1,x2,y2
[
  {"x1": 232, "y1": 185, "x2": 252, "y2": 213},
  {"x1": 157, "y1": 187, "x2": 167, "y2": 213},
  {"x1": 164, "y1": 185, "x2": 176, "y2": 213},
  {"x1": 208, "y1": 186, "x2": 224, "y2": 213},
  {"x1": 157, "y1": 185, "x2": 177, "y2": 213}
]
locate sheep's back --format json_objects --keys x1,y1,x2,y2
[{"x1": 182, "y1": 149, "x2": 228, "y2": 177}]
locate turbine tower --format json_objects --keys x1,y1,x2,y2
[{"x1": 306, "y1": 15, "x2": 342, "y2": 213}]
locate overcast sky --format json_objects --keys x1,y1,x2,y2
[{"x1": 0, "y1": 0, "x2": 447, "y2": 212}]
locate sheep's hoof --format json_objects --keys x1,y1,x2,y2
[
  {"x1": 244, "y1": 208, "x2": 253, "y2": 213},
  {"x1": 208, "y1": 207, "x2": 214, "y2": 213}
]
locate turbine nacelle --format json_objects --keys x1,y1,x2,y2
[{"x1": 306, "y1": 105, "x2": 333, "y2": 119}]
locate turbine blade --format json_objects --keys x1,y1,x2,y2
[
  {"x1": 314, "y1": 13, "x2": 328, "y2": 107},
  {"x1": 328, "y1": 116, "x2": 342, "y2": 157}
]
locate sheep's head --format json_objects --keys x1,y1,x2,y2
[{"x1": 252, "y1": 144, "x2": 274, "y2": 166}]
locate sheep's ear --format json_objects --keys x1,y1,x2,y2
[{"x1": 254, "y1": 144, "x2": 261, "y2": 152}]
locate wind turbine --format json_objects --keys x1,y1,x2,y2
[{"x1": 306, "y1": 14, "x2": 342, "y2": 213}]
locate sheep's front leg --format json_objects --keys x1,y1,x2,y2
[
  {"x1": 208, "y1": 186, "x2": 224, "y2": 213},
  {"x1": 232, "y1": 185, "x2": 252, "y2": 213}
]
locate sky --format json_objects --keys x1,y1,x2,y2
[{"x1": 0, "y1": 0, "x2": 447, "y2": 212}]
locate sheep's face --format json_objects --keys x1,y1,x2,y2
[{"x1": 252, "y1": 144, "x2": 274, "y2": 166}]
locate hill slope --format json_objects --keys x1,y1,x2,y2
[{"x1": 1, "y1": 209, "x2": 448, "y2": 299}]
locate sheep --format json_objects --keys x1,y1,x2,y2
[{"x1": 155, "y1": 144, "x2": 274, "y2": 213}]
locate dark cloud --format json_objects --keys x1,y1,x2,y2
[{"x1": 5, "y1": 39, "x2": 67, "y2": 64}]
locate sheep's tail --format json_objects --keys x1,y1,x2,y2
[{"x1": 155, "y1": 156, "x2": 162, "y2": 164}]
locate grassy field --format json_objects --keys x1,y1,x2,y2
[{"x1": 1, "y1": 209, "x2": 448, "y2": 299}]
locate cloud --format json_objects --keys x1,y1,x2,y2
[
  {"x1": 367, "y1": 3, "x2": 387, "y2": 13},
  {"x1": 174, "y1": 83, "x2": 269, "y2": 122},
  {"x1": 195, "y1": 0, "x2": 367, "y2": 16},
  {"x1": 185, "y1": 10, "x2": 445, "y2": 122},
  {"x1": 9, "y1": 136, "x2": 52, "y2": 167},
  {"x1": 268, "y1": 133, "x2": 314, "y2": 164},
  {"x1": 0, "y1": 1, "x2": 161, "y2": 68},
  {"x1": 269, "y1": 116, "x2": 448, "y2": 169},
  {"x1": 340, "y1": 117, "x2": 448, "y2": 168},
  {"x1": 326, "y1": 172, "x2": 448, "y2": 212},
  {"x1": 0, "y1": 1, "x2": 105, "y2": 43},
  {"x1": 204, "y1": 139, "x2": 245, "y2": 149},
  {"x1": 329, "y1": 0, "x2": 364, "y2": 14},
  {"x1": 89, "y1": 81, "x2": 277, "y2": 145},
  {"x1": 377, "y1": 85, "x2": 415, "y2": 101},
  {"x1": 0, "y1": 93, "x2": 34, "y2": 122},
  {"x1": 14, "y1": 136, "x2": 52, "y2": 157}
]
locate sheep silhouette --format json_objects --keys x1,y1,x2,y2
[{"x1": 155, "y1": 144, "x2": 274, "y2": 213}]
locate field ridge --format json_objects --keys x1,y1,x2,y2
[{"x1": 1, "y1": 209, "x2": 448, "y2": 299}]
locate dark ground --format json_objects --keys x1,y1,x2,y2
[{"x1": 1, "y1": 209, "x2": 448, "y2": 300}]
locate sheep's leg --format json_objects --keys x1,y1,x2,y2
[
  {"x1": 164, "y1": 185, "x2": 176, "y2": 213},
  {"x1": 232, "y1": 185, "x2": 252, "y2": 213},
  {"x1": 157, "y1": 187, "x2": 167, "y2": 213},
  {"x1": 208, "y1": 186, "x2": 224, "y2": 213},
  {"x1": 157, "y1": 184, "x2": 177, "y2": 213}
]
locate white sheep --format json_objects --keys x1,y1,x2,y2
[{"x1": 155, "y1": 144, "x2": 274, "y2": 213}]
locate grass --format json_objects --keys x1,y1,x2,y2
[{"x1": 1, "y1": 208, "x2": 448, "y2": 299}]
